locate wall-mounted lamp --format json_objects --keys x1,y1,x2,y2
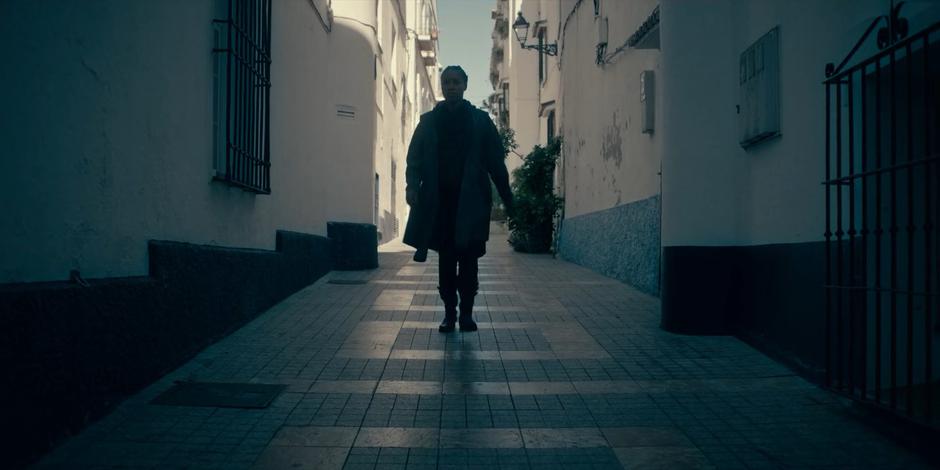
[{"x1": 512, "y1": 12, "x2": 557, "y2": 56}]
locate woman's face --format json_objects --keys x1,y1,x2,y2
[{"x1": 441, "y1": 70, "x2": 467, "y2": 102}]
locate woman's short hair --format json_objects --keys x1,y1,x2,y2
[{"x1": 441, "y1": 65, "x2": 468, "y2": 83}]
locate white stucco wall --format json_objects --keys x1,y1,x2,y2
[
  {"x1": 404, "y1": 0, "x2": 441, "y2": 234},
  {"x1": 0, "y1": 0, "x2": 377, "y2": 283},
  {"x1": 659, "y1": 0, "x2": 744, "y2": 247},
  {"x1": 506, "y1": 0, "x2": 540, "y2": 172},
  {"x1": 659, "y1": 0, "x2": 938, "y2": 247},
  {"x1": 558, "y1": 0, "x2": 662, "y2": 219},
  {"x1": 534, "y1": 0, "x2": 560, "y2": 146},
  {"x1": 336, "y1": 0, "x2": 418, "y2": 244},
  {"x1": 271, "y1": 0, "x2": 375, "y2": 234},
  {"x1": 377, "y1": 0, "x2": 407, "y2": 242},
  {"x1": 731, "y1": 0, "x2": 898, "y2": 246}
]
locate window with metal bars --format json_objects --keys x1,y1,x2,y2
[
  {"x1": 212, "y1": 0, "x2": 272, "y2": 194},
  {"x1": 547, "y1": 110, "x2": 556, "y2": 142},
  {"x1": 500, "y1": 82, "x2": 509, "y2": 127},
  {"x1": 538, "y1": 28, "x2": 546, "y2": 85}
]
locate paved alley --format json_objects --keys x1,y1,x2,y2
[{"x1": 34, "y1": 228, "x2": 933, "y2": 469}]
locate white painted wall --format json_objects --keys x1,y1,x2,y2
[
  {"x1": 660, "y1": 0, "x2": 940, "y2": 247},
  {"x1": 0, "y1": 0, "x2": 378, "y2": 283},
  {"x1": 506, "y1": 0, "x2": 540, "y2": 172},
  {"x1": 534, "y1": 0, "x2": 560, "y2": 146},
  {"x1": 279, "y1": 0, "x2": 376, "y2": 232},
  {"x1": 335, "y1": 0, "x2": 429, "y2": 244},
  {"x1": 404, "y1": 0, "x2": 442, "y2": 228},
  {"x1": 377, "y1": 0, "x2": 409, "y2": 242},
  {"x1": 557, "y1": 0, "x2": 662, "y2": 219},
  {"x1": 659, "y1": 0, "x2": 744, "y2": 247}
]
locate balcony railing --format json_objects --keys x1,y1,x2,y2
[{"x1": 417, "y1": 0, "x2": 438, "y2": 53}]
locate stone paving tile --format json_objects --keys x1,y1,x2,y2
[
  {"x1": 32, "y1": 231, "x2": 936, "y2": 469},
  {"x1": 309, "y1": 380, "x2": 379, "y2": 394},
  {"x1": 613, "y1": 446, "x2": 712, "y2": 470},
  {"x1": 270, "y1": 426, "x2": 358, "y2": 447},
  {"x1": 439, "y1": 428, "x2": 523, "y2": 448},
  {"x1": 253, "y1": 446, "x2": 349, "y2": 470},
  {"x1": 520, "y1": 428, "x2": 607, "y2": 448}
]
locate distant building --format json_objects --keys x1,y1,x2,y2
[
  {"x1": 489, "y1": 0, "x2": 559, "y2": 176},
  {"x1": 334, "y1": 0, "x2": 442, "y2": 244}
]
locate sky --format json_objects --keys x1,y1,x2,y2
[{"x1": 436, "y1": 0, "x2": 496, "y2": 108}]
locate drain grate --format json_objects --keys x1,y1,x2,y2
[
  {"x1": 328, "y1": 279, "x2": 368, "y2": 285},
  {"x1": 150, "y1": 381, "x2": 286, "y2": 409}
]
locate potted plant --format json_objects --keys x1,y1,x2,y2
[
  {"x1": 490, "y1": 126, "x2": 517, "y2": 221},
  {"x1": 507, "y1": 137, "x2": 563, "y2": 253}
]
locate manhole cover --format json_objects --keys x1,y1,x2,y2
[
  {"x1": 151, "y1": 382, "x2": 286, "y2": 409},
  {"x1": 328, "y1": 279, "x2": 368, "y2": 285}
]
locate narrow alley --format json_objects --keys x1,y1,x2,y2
[
  {"x1": 32, "y1": 226, "x2": 932, "y2": 469},
  {"x1": 3, "y1": 0, "x2": 939, "y2": 468}
]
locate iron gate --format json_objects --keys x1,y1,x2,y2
[{"x1": 824, "y1": 2, "x2": 939, "y2": 427}]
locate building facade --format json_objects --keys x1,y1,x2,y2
[
  {"x1": 490, "y1": 0, "x2": 658, "y2": 286},
  {"x1": 1, "y1": 0, "x2": 440, "y2": 285},
  {"x1": 333, "y1": 0, "x2": 441, "y2": 245},
  {"x1": 0, "y1": 0, "x2": 439, "y2": 465},
  {"x1": 489, "y1": 0, "x2": 558, "y2": 176},
  {"x1": 555, "y1": 0, "x2": 663, "y2": 297},
  {"x1": 496, "y1": 0, "x2": 939, "y2": 427}
]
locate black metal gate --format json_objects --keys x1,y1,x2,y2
[{"x1": 824, "y1": 3, "x2": 939, "y2": 427}]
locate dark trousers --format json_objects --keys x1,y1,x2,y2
[{"x1": 438, "y1": 249, "x2": 479, "y2": 316}]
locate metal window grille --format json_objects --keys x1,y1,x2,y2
[
  {"x1": 213, "y1": 0, "x2": 272, "y2": 194},
  {"x1": 374, "y1": 173, "x2": 380, "y2": 226},
  {"x1": 547, "y1": 110, "x2": 556, "y2": 142},
  {"x1": 824, "y1": 11, "x2": 939, "y2": 428},
  {"x1": 391, "y1": 159, "x2": 398, "y2": 236},
  {"x1": 501, "y1": 83, "x2": 510, "y2": 127},
  {"x1": 538, "y1": 29, "x2": 546, "y2": 84}
]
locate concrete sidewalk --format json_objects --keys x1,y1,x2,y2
[{"x1": 35, "y1": 229, "x2": 932, "y2": 469}]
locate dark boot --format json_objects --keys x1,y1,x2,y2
[
  {"x1": 456, "y1": 254, "x2": 479, "y2": 332},
  {"x1": 458, "y1": 294, "x2": 477, "y2": 332},
  {"x1": 439, "y1": 306, "x2": 457, "y2": 332},
  {"x1": 438, "y1": 286, "x2": 458, "y2": 333},
  {"x1": 413, "y1": 247, "x2": 428, "y2": 263}
]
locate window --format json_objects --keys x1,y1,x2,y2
[
  {"x1": 213, "y1": 0, "x2": 272, "y2": 193},
  {"x1": 390, "y1": 159, "x2": 398, "y2": 234},
  {"x1": 738, "y1": 26, "x2": 780, "y2": 148},
  {"x1": 538, "y1": 28, "x2": 546, "y2": 85},
  {"x1": 391, "y1": 23, "x2": 398, "y2": 80},
  {"x1": 500, "y1": 82, "x2": 510, "y2": 127},
  {"x1": 374, "y1": 173, "x2": 380, "y2": 226},
  {"x1": 547, "y1": 110, "x2": 556, "y2": 142}
]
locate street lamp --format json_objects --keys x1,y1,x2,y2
[{"x1": 512, "y1": 12, "x2": 557, "y2": 56}]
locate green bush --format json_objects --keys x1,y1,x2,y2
[
  {"x1": 497, "y1": 126, "x2": 518, "y2": 160},
  {"x1": 507, "y1": 137, "x2": 563, "y2": 253},
  {"x1": 491, "y1": 126, "x2": 517, "y2": 221}
]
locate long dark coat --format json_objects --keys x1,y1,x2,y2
[{"x1": 403, "y1": 102, "x2": 513, "y2": 253}]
